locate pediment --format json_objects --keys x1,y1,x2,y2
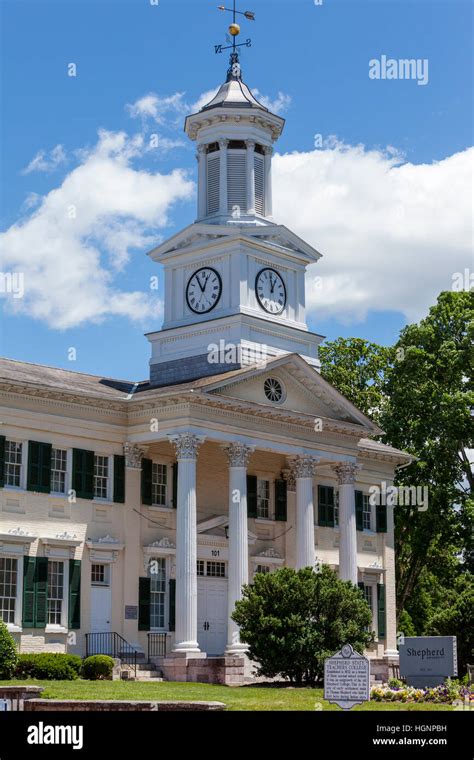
[{"x1": 201, "y1": 354, "x2": 380, "y2": 434}]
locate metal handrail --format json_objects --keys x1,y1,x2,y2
[
  {"x1": 147, "y1": 632, "x2": 167, "y2": 659},
  {"x1": 85, "y1": 632, "x2": 138, "y2": 677}
]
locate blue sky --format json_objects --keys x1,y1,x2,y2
[{"x1": 1, "y1": 0, "x2": 472, "y2": 381}]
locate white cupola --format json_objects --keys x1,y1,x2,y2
[{"x1": 185, "y1": 53, "x2": 285, "y2": 226}]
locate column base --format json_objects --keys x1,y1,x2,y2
[
  {"x1": 172, "y1": 642, "x2": 204, "y2": 655},
  {"x1": 225, "y1": 643, "x2": 248, "y2": 656},
  {"x1": 384, "y1": 649, "x2": 399, "y2": 659}
]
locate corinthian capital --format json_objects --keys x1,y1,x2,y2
[
  {"x1": 123, "y1": 443, "x2": 147, "y2": 469},
  {"x1": 168, "y1": 433, "x2": 205, "y2": 460},
  {"x1": 222, "y1": 442, "x2": 254, "y2": 468},
  {"x1": 290, "y1": 455, "x2": 320, "y2": 479},
  {"x1": 331, "y1": 462, "x2": 361, "y2": 485}
]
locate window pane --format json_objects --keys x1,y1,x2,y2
[
  {"x1": 363, "y1": 494, "x2": 372, "y2": 530},
  {"x1": 206, "y1": 561, "x2": 226, "y2": 578},
  {"x1": 149, "y1": 557, "x2": 166, "y2": 628},
  {"x1": 257, "y1": 479, "x2": 270, "y2": 518},
  {"x1": 0, "y1": 558, "x2": 17, "y2": 624},
  {"x1": 51, "y1": 448, "x2": 67, "y2": 493},
  {"x1": 5, "y1": 441, "x2": 22, "y2": 487},
  {"x1": 152, "y1": 463, "x2": 167, "y2": 506},
  {"x1": 94, "y1": 455, "x2": 109, "y2": 499},
  {"x1": 47, "y1": 561, "x2": 64, "y2": 625}
]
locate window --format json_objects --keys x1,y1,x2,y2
[
  {"x1": 197, "y1": 560, "x2": 226, "y2": 578},
  {"x1": 363, "y1": 494, "x2": 372, "y2": 530},
  {"x1": 0, "y1": 558, "x2": 17, "y2": 624},
  {"x1": 206, "y1": 561, "x2": 226, "y2": 578},
  {"x1": 363, "y1": 584, "x2": 375, "y2": 631},
  {"x1": 47, "y1": 561, "x2": 64, "y2": 625},
  {"x1": 5, "y1": 441, "x2": 22, "y2": 487},
  {"x1": 152, "y1": 463, "x2": 167, "y2": 506},
  {"x1": 254, "y1": 153, "x2": 265, "y2": 215},
  {"x1": 149, "y1": 557, "x2": 166, "y2": 629},
  {"x1": 257, "y1": 479, "x2": 270, "y2": 519},
  {"x1": 51, "y1": 448, "x2": 67, "y2": 494},
  {"x1": 264, "y1": 377, "x2": 283, "y2": 403},
  {"x1": 94, "y1": 455, "x2": 109, "y2": 499},
  {"x1": 227, "y1": 150, "x2": 247, "y2": 213},
  {"x1": 206, "y1": 153, "x2": 220, "y2": 215},
  {"x1": 91, "y1": 564, "x2": 109, "y2": 586},
  {"x1": 255, "y1": 564, "x2": 271, "y2": 575}
]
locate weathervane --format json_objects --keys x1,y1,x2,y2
[{"x1": 214, "y1": 2, "x2": 255, "y2": 68}]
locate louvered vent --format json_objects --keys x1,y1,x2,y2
[
  {"x1": 254, "y1": 154, "x2": 265, "y2": 216},
  {"x1": 207, "y1": 153, "x2": 220, "y2": 215},
  {"x1": 227, "y1": 150, "x2": 247, "y2": 215}
]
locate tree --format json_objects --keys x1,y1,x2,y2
[
  {"x1": 426, "y1": 572, "x2": 474, "y2": 676},
  {"x1": 231, "y1": 565, "x2": 373, "y2": 685},
  {"x1": 319, "y1": 337, "x2": 393, "y2": 423},
  {"x1": 0, "y1": 620, "x2": 18, "y2": 679},
  {"x1": 381, "y1": 291, "x2": 473, "y2": 616}
]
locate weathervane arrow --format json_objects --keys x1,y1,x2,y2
[{"x1": 214, "y1": 1, "x2": 255, "y2": 59}]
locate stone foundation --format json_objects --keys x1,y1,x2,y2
[
  {"x1": 369, "y1": 656, "x2": 400, "y2": 684},
  {"x1": 159, "y1": 655, "x2": 245, "y2": 685}
]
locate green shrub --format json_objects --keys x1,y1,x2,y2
[
  {"x1": 388, "y1": 677, "x2": 404, "y2": 688},
  {"x1": 232, "y1": 565, "x2": 374, "y2": 686},
  {"x1": 0, "y1": 620, "x2": 19, "y2": 679},
  {"x1": 15, "y1": 653, "x2": 82, "y2": 680},
  {"x1": 82, "y1": 655, "x2": 115, "y2": 680}
]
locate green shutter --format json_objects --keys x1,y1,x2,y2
[
  {"x1": 72, "y1": 448, "x2": 94, "y2": 500},
  {"x1": 22, "y1": 556, "x2": 36, "y2": 628},
  {"x1": 168, "y1": 578, "x2": 176, "y2": 631},
  {"x1": 274, "y1": 479, "x2": 287, "y2": 522},
  {"x1": 376, "y1": 503, "x2": 387, "y2": 533},
  {"x1": 141, "y1": 458, "x2": 152, "y2": 505},
  {"x1": 0, "y1": 436, "x2": 5, "y2": 488},
  {"x1": 377, "y1": 583, "x2": 386, "y2": 638},
  {"x1": 34, "y1": 558, "x2": 48, "y2": 628},
  {"x1": 358, "y1": 581, "x2": 365, "y2": 594},
  {"x1": 172, "y1": 462, "x2": 178, "y2": 509},
  {"x1": 113, "y1": 455, "x2": 125, "y2": 503},
  {"x1": 318, "y1": 485, "x2": 334, "y2": 527},
  {"x1": 355, "y1": 490, "x2": 364, "y2": 531},
  {"x1": 138, "y1": 577, "x2": 151, "y2": 631},
  {"x1": 68, "y1": 559, "x2": 81, "y2": 629},
  {"x1": 27, "y1": 441, "x2": 52, "y2": 493},
  {"x1": 247, "y1": 474, "x2": 257, "y2": 518}
]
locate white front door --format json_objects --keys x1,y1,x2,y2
[
  {"x1": 197, "y1": 578, "x2": 227, "y2": 655},
  {"x1": 90, "y1": 586, "x2": 112, "y2": 633}
]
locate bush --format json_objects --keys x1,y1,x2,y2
[
  {"x1": 0, "y1": 620, "x2": 18, "y2": 679},
  {"x1": 81, "y1": 655, "x2": 115, "y2": 680},
  {"x1": 388, "y1": 677, "x2": 404, "y2": 688},
  {"x1": 232, "y1": 564, "x2": 374, "y2": 686},
  {"x1": 15, "y1": 653, "x2": 82, "y2": 680}
]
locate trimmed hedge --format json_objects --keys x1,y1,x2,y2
[
  {"x1": 81, "y1": 655, "x2": 115, "y2": 680},
  {"x1": 0, "y1": 621, "x2": 18, "y2": 679},
  {"x1": 15, "y1": 653, "x2": 82, "y2": 680}
]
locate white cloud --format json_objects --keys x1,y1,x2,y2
[
  {"x1": 22, "y1": 144, "x2": 67, "y2": 175},
  {"x1": 126, "y1": 92, "x2": 187, "y2": 124},
  {"x1": 1, "y1": 129, "x2": 194, "y2": 329},
  {"x1": 252, "y1": 90, "x2": 291, "y2": 114},
  {"x1": 272, "y1": 142, "x2": 473, "y2": 324}
]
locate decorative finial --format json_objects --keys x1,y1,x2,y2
[{"x1": 214, "y1": 2, "x2": 255, "y2": 80}]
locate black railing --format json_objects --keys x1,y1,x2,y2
[
  {"x1": 147, "y1": 632, "x2": 167, "y2": 659},
  {"x1": 85, "y1": 632, "x2": 138, "y2": 677}
]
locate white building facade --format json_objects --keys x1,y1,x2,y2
[{"x1": 0, "y1": 55, "x2": 408, "y2": 683}]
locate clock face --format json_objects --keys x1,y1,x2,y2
[
  {"x1": 186, "y1": 267, "x2": 222, "y2": 314},
  {"x1": 255, "y1": 268, "x2": 286, "y2": 315}
]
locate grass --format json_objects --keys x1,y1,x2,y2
[{"x1": 0, "y1": 679, "x2": 455, "y2": 711}]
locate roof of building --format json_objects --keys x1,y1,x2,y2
[{"x1": 200, "y1": 77, "x2": 268, "y2": 112}]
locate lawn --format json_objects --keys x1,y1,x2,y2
[{"x1": 0, "y1": 680, "x2": 455, "y2": 711}]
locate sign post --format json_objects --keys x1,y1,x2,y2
[
  {"x1": 324, "y1": 644, "x2": 370, "y2": 710},
  {"x1": 399, "y1": 636, "x2": 458, "y2": 688}
]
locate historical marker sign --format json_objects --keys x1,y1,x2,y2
[
  {"x1": 399, "y1": 636, "x2": 457, "y2": 688},
  {"x1": 324, "y1": 644, "x2": 370, "y2": 710},
  {"x1": 124, "y1": 605, "x2": 138, "y2": 620}
]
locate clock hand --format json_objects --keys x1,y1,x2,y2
[
  {"x1": 270, "y1": 276, "x2": 275, "y2": 293},
  {"x1": 197, "y1": 275, "x2": 205, "y2": 293}
]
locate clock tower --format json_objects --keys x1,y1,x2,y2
[{"x1": 146, "y1": 53, "x2": 324, "y2": 387}]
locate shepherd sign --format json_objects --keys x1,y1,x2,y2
[{"x1": 399, "y1": 636, "x2": 457, "y2": 688}]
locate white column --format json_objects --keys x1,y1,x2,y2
[
  {"x1": 218, "y1": 138, "x2": 228, "y2": 215},
  {"x1": 122, "y1": 443, "x2": 147, "y2": 645},
  {"x1": 168, "y1": 433, "x2": 205, "y2": 654},
  {"x1": 332, "y1": 462, "x2": 360, "y2": 585},
  {"x1": 196, "y1": 144, "x2": 207, "y2": 219},
  {"x1": 246, "y1": 140, "x2": 256, "y2": 215},
  {"x1": 290, "y1": 456, "x2": 319, "y2": 569},
  {"x1": 263, "y1": 146, "x2": 273, "y2": 218},
  {"x1": 223, "y1": 443, "x2": 254, "y2": 654}
]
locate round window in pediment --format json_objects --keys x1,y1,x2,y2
[{"x1": 264, "y1": 377, "x2": 284, "y2": 403}]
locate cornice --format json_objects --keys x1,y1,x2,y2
[{"x1": 0, "y1": 387, "x2": 127, "y2": 416}]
